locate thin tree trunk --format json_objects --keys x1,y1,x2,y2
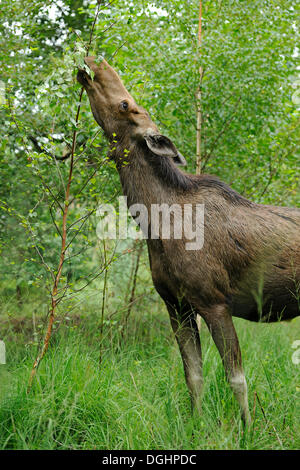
[
  {"x1": 196, "y1": 1, "x2": 203, "y2": 332},
  {"x1": 27, "y1": 90, "x2": 83, "y2": 392},
  {"x1": 122, "y1": 241, "x2": 143, "y2": 339},
  {"x1": 99, "y1": 239, "x2": 108, "y2": 365},
  {"x1": 196, "y1": 0, "x2": 203, "y2": 176}
]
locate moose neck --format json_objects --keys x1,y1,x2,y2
[
  {"x1": 115, "y1": 142, "x2": 179, "y2": 210},
  {"x1": 113, "y1": 141, "x2": 253, "y2": 211}
]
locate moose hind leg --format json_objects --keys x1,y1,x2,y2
[
  {"x1": 201, "y1": 304, "x2": 251, "y2": 425},
  {"x1": 166, "y1": 300, "x2": 203, "y2": 414}
]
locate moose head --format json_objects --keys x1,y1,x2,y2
[{"x1": 77, "y1": 57, "x2": 186, "y2": 166}]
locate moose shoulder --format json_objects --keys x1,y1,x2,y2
[{"x1": 77, "y1": 57, "x2": 300, "y2": 425}]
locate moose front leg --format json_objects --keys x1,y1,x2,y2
[
  {"x1": 165, "y1": 299, "x2": 203, "y2": 414},
  {"x1": 201, "y1": 304, "x2": 251, "y2": 426}
]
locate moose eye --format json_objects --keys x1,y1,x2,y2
[{"x1": 120, "y1": 100, "x2": 129, "y2": 111}]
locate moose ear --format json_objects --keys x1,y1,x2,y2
[{"x1": 144, "y1": 133, "x2": 187, "y2": 166}]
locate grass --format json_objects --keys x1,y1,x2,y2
[{"x1": 0, "y1": 288, "x2": 299, "y2": 450}]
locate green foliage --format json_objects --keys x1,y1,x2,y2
[
  {"x1": 0, "y1": 0, "x2": 299, "y2": 450},
  {"x1": 0, "y1": 0, "x2": 299, "y2": 288}
]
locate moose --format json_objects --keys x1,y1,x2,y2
[{"x1": 77, "y1": 57, "x2": 300, "y2": 425}]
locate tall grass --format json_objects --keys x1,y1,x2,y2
[{"x1": 0, "y1": 293, "x2": 299, "y2": 450}]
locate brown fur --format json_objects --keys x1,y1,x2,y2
[{"x1": 77, "y1": 58, "x2": 300, "y2": 424}]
